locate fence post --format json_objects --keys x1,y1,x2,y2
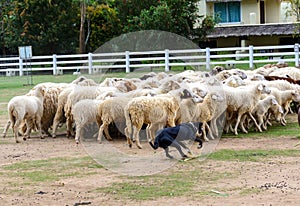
[
  {"x1": 205, "y1": 47, "x2": 210, "y2": 70},
  {"x1": 294, "y1": 43, "x2": 299, "y2": 67},
  {"x1": 19, "y1": 58, "x2": 23, "y2": 76},
  {"x1": 88, "y1": 52, "x2": 93, "y2": 74},
  {"x1": 249, "y1": 45, "x2": 254, "y2": 69},
  {"x1": 53, "y1": 54, "x2": 57, "y2": 75},
  {"x1": 125, "y1": 51, "x2": 130, "y2": 73},
  {"x1": 165, "y1": 49, "x2": 170, "y2": 72}
]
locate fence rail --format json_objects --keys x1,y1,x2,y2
[{"x1": 0, "y1": 44, "x2": 299, "y2": 76}]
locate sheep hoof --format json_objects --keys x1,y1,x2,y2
[
  {"x1": 137, "y1": 145, "x2": 143, "y2": 149},
  {"x1": 16, "y1": 140, "x2": 20, "y2": 143},
  {"x1": 41, "y1": 136, "x2": 45, "y2": 139},
  {"x1": 76, "y1": 141, "x2": 79, "y2": 144},
  {"x1": 23, "y1": 137, "x2": 27, "y2": 141},
  {"x1": 129, "y1": 144, "x2": 132, "y2": 148}
]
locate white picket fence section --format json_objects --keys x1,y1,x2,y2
[{"x1": 0, "y1": 44, "x2": 299, "y2": 76}]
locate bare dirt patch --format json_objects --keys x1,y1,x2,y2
[{"x1": 0, "y1": 115, "x2": 299, "y2": 205}]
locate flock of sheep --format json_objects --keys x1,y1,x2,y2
[{"x1": 2, "y1": 63, "x2": 300, "y2": 150}]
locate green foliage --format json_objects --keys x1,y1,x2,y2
[
  {"x1": 1, "y1": 0, "x2": 79, "y2": 55},
  {"x1": 121, "y1": 0, "x2": 216, "y2": 41},
  {"x1": 86, "y1": 4, "x2": 121, "y2": 52}
]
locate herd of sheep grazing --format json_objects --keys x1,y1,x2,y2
[{"x1": 2, "y1": 63, "x2": 300, "y2": 149}]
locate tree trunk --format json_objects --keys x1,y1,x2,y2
[{"x1": 79, "y1": 1, "x2": 86, "y2": 54}]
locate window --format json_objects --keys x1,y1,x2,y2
[{"x1": 214, "y1": 2, "x2": 241, "y2": 23}]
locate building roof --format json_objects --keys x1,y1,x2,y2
[{"x1": 206, "y1": 23, "x2": 300, "y2": 38}]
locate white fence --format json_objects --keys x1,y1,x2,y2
[{"x1": 0, "y1": 44, "x2": 299, "y2": 76}]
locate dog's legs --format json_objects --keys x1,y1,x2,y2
[
  {"x1": 177, "y1": 141, "x2": 193, "y2": 155},
  {"x1": 164, "y1": 147, "x2": 173, "y2": 159},
  {"x1": 171, "y1": 140, "x2": 187, "y2": 158}
]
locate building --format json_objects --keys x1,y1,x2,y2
[{"x1": 199, "y1": 0, "x2": 300, "y2": 47}]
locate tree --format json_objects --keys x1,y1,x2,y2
[
  {"x1": 1, "y1": 0, "x2": 79, "y2": 55},
  {"x1": 114, "y1": 0, "x2": 160, "y2": 29},
  {"x1": 285, "y1": 0, "x2": 300, "y2": 21},
  {"x1": 85, "y1": 4, "x2": 120, "y2": 52},
  {"x1": 118, "y1": 0, "x2": 216, "y2": 42}
]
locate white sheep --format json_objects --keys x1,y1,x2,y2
[
  {"x1": 176, "y1": 91, "x2": 223, "y2": 141},
  {"x1": 64, "y1": 85, "x2": 121, "y2": 138},
  {"x1": 224, "y1": 83, "x2": 271, "y2": 135},
  {"x1": 52, "y1": 86, "x2": 74, "y2": 138},
  {"x1": 268, "y1": 67, "x2": 300, "y2": 80},
  {"x1": 250, "y1": 95, "x2": 279, "y2": 131},
  {"x1": 269, "y1": 88, "x2": 300, "y2": 124},
  {"x1": 72, "y1": 99, "x2": 103, "y2": 143},
  {"x1": 222, "y1": 75, "x2": 246, "y2": 87},
  {"x1": 3, "y1": 85, "x2": 44, "y2": 143},
  {"x1": 96, "y1": 97, "x2": 132, "y2": 143}
]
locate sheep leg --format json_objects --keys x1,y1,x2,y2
[
  {"x1": 132, "y1": 125, "x2": 142, "y2": 149},
  {"x1": 97, "y1": 122, "x2": 112, "y2": 143},
  {"x1": 23, "y1": 120, "x2": 32, "y2": 141},
  {"x1": 103, "y1": 126, "x2": 113, "y2": 141},
  {"x1": 206, "y1": 123, "x2": 215, "y2": 140},
  {"x1": 13, "y1": 119, "x2": 21, "y2": 143},
  {"x1": 248, "y1": 112, "x2": 262, "y2": 132},
  {"x1": 124, "y1": 126, "x2": 133, "y2": 148},
  {"x1": 52, "y1": 111, "x2": 63, "y2": 138},
  {"x1": 202, "y1": 123, "x2": 209, "y2": 142},
  {"x1": 35, "y1": 116, "x2": 44, "y2": 139},
  {"x1": 2, "y1": 120, "x2": 11, "y2": 138},
  {"x1": 239, "y1": 114, "x2": 249, "y2": 134},
  {"x1": 66, "y1": 116, "x2": 73, "y2": 138},
  {"x1": 75, "y1": 124, "x2": 82, "y2": 144},
  {"x1": 145, "y1": 124, "x2": 151, "y2": 142},
  {"x1": 210, "y1": 118, "x2": 219, "y2": 138},
  {"x1": 147, "y1": 123, "x2": 162, "y2": 142},
  {"x1": 233, "y1": 113, "x2": 243, "y2": 135}
]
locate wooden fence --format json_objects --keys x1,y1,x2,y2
[{"x1": 0, "y1": 44, "x2": 299, "y2": 76}]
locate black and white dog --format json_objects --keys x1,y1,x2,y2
[{"x1": 149, "y1": 122, "x2": 203, "y2": 159}]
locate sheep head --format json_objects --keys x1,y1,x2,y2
[
  {"x1": 291, "y1": 90, "x2": 300, "y2": 102},
  {"x1": 257, "y1": 83, "x2": 271, "y2": 94},
  {"x1": 179, "y1": 88, "x2": 203, "y2": 103}
]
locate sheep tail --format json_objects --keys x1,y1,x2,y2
[
  {"x1": 124, "y1": 109, "x2": 132, "y2": 135},
  {"x1": 8, "y1": 105, "x2": 17, "y2": 124}
]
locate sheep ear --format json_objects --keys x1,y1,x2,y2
[
  {"x1": 257, "y1": 84, "x2": 263, "y2": 91},
  {"x1": 271, "y1": 99, "x2": 278, "y2": 105}
]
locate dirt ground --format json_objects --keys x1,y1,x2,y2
[
  {"x1": 0, "y1": 114, "x2": 299, "y2": 205},
  {"x1": 0, "y1": 128, "x2": 300, "y2": 205}
]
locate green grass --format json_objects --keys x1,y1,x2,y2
[
  {"x1": 1, "y1": 156, "x2": 103, "y2": 183},
  {"x1": 222, "y1": 121, "x2": 300, "y2": 139},
  {"x1": 97, "y1": 169, "x2": 233, "y2": 200},
  {"x1": 206, "y1": 149, "x2": 300, "y2": 162}
]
